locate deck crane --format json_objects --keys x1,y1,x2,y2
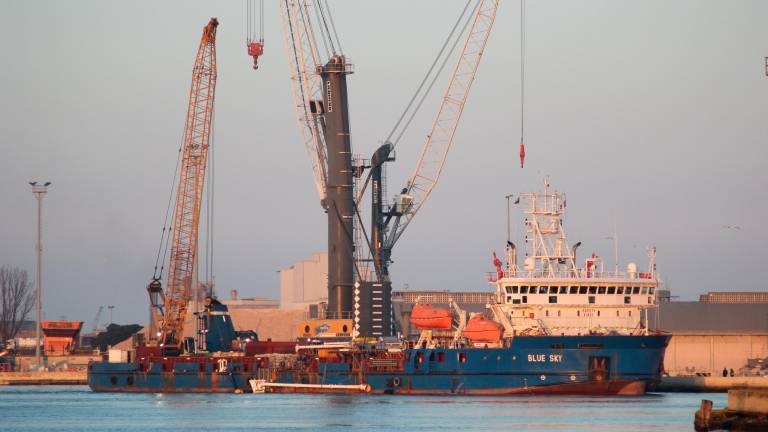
[
  {"x1": 147, "y1": 18, "x2": 219, "y2": 354},
  {"x1": 369, "y1": 0, "x2": 500, "y2": 292},
  {"x1": 279, "y1": 0, "x2": 328, "y2": 202},
  {"x1": 281, "y1": 0, "x2": 357, "y2": 325}
]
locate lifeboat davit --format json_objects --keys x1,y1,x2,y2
[
  {"x1": 410, "y1": 304, "x2": 452, "y2": 330},
  {"x1": 463, "y1": 316, "x2": 503, "y2": 343}
]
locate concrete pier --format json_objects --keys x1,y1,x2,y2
[
  {"x1": 0, "y1": 372, "x2": 86, "y2": 385},
  {"x1": 655, "y1": 376, "x2": 768, "y2": 393},
  {"x1": 695, "y1": 389, "x2": 768, "y2": 431}
]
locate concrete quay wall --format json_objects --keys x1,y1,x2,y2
[
  {"x1": 655, "y1": 376, "x2": 768, "y2": 392},
  {"x1": 0, "y1": 371, "x2": 87, "y2": 385}
]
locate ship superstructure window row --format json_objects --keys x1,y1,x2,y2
[{"x1": 503, "y1": 285, "x2": 655, "y2": 296}]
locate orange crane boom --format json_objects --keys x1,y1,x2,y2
[{"x1": 153, "y1": 18, "x2": 219, "y2": 352}]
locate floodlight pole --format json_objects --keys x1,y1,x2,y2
[{"x1": 30, "y1": 181, "x2": 51, "y2": 369}]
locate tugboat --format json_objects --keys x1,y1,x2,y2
[{"x1": 252, "y1": 179, "x2": 669, "y2": 395}]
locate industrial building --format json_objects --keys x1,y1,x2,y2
[
  {"x1": 650, "y1": 293, "x2": 768, "y2": 376},
  {"x1": 279, "y1": 252, "x2": 328, "y2": 310}
]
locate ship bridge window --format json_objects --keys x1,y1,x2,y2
[
  {"x1": 607, "y1": 286, "x2": 616, "y2": 294},
  {"x1": 506, "y1": 296, "x2": 512, "y2": 303},
  {"x1": 598, "y1": 286, "x2": 606, "y2": 294},
  {"x1": 578, "y1": 286, "x2": 587, "y2": 294},
  {"x1": 569, "y1": 286, "x2": 578, "y2": 294},
  {"x1": 559, "y1": 286, "x2": 567, "y2": 294},
  {"x1": 624, "y1": 296, "x2": 631, "y2": 304},
  {"x1": 539, "y1": 286, "x2": 548, "y2": 294},
  {"x1": 617, "y1": 287, "x2": 625, "y2": 294},
  {"x1": 633, "y1": 287, "x2": 641, "y2": 295},
  {"x1": 505, "y1": 286, "x2": 513, "y2": 294},
  {"x1": 520, "y1": 286, "x2": 529, "y2": 294},
  {"x1": 649, "y1": 287, "x2": 655, "y2": 295},
  {"x1": 589, "y1": 286, "x2": 598, "y2": 294},
  {"x1": 512, "y1": 299, "x2": 521, "y2": 304},
  {"x1": 522, "y1": 296, "x2": 528, "y2": 304},
  {"x1": 641, "y1": 287, "x2": 648, "y2": 295},
  {"x1": 512, "y1": 286, "x2": 519, "y2": 294},
  {"x1": 588, "y1": 296, "x2": 596, "y2": 304},
  {"x1": 548, "y1": 296, "x2": 557, "y2": 304},
  {"x1": 549, "y1": 286, "x2": 558, "y2": 294}
]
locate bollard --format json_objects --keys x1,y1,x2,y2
[{"x1": 694, "y1": 399, "x2": 713, "y2": 431}]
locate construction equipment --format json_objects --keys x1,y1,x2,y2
[
  {"x1": 147, "y1": 18, "x2": 219, "y2": 354},
  {"x1": 281, "y1": 1, "x2": 355, "y2": 325},
  {"x1": 370, "y1": 0, "x2": 500, "y2": 291},
  {"x1": 280, "y1": 1, "x2": 499, "y2": 338},
  {"x1": 91, "y1": 306, "x2": 104, "y2": 332},
  {"x1": 279, "y1": 0, "x2": 329, "y2": 202},
  {"x1": 246, "y1": 0, "x2": 264, "y2": 70}
]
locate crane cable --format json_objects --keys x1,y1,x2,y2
[
  {"x1": 520, "y1": 0, "x2": 525, "y2": 149},
  {"x1": 152, "y1": 134, "x2": 185, "y2": 281},
  {"x1": 313, "y1": 0, "x2": 336, "y2": 57},
  {"x1": 323, "y1": 0, "x2": 343, "y2": 56},
  {"x1": 519, "y1": 0, "x2": 527, "y2": 168},
  {"x1": 246, "y1": 0, "x2": 264, "y2": 44},
  {"x1": 204, "y1": 108, "x2": 216, "y2": 297},
  {"x1": 384, "y1": 0, "x2": 476, "y2": 149}
]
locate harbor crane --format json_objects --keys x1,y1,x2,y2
[
  {"x1": 369, "y1": 0, "x2": 499, "y2": 292},
  {"x1": 280, "y1": 0, "x2": 355, "y2": 324},
  {"x1": 147, "y1": 18, "x2": 219, "y2": 354},
  {"x1": 280, "y1": 1, "x2": 499, "y2": 337}
]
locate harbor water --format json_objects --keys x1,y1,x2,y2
[{"x1": 0, "y1": 385, "x2": 725, "y2": 431}]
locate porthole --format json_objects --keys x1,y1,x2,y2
[
  {"x1": 304, "y1": 325, "x2": 310, "y2": 333},
  {"x1": 342, "y1": 325, "x2": 348, "y2": 333}
]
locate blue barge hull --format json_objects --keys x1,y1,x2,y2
[{"x1": 89, "y1": 334, "x2": 668, "y2": 395}]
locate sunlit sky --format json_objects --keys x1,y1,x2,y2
[{"x1": 1, "y1": 0, "x2": 766, "y2": 328}]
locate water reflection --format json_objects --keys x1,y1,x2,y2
[{"x1": 0, "y1": 386, "x2": 727, "y2": 432}]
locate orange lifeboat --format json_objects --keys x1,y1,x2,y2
[
  {"x1": 463, "y1": 316, "x2": 503, "y2": 343},
  {"x1": 410, "y1": 304, "x2": 452, "y2": 330}
]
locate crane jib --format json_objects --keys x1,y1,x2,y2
[{"x1": 153, "y1": 18, "x2": 219, "y2": 353}]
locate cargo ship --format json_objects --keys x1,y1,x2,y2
[
  {"x1": 250, "y1": 179, "x2": 669, "y2": 395},
  {"x1": 90, "y1": 180, "x2": 669, "y2": 394}
]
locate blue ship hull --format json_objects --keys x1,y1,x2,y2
[
  {"x1": 89, "y1": 335, "x2": 669, "y2": 395},
  {"x1": 274, "y1": 335, "x2": 669, "y2": 395}
]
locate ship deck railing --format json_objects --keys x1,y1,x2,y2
[{"x1": 487, "y1": 269, "x2": 657, "y2": 283}]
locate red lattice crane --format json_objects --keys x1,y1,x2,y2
[{"x1": 147, "y1": 18, "x2": 219, "y2": 353}]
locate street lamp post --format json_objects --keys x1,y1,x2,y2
[{"x1": 29, "y1": 181, "x2": 51, "y2": 369}]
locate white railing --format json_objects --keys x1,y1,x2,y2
[{"x1": 487, "y1": 269, "x2": 656, "y2": 282}]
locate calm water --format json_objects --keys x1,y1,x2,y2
[{"x1": 0, "y1": 386, "x2": 723, "y2": 431}]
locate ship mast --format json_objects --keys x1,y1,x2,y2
[{"x1": 519, "y1": 177, "x2": 578, "y2": 277}]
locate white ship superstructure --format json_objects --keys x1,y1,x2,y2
[{"x1": 489, "y1": 179, "x2": 659, "y2": 337}]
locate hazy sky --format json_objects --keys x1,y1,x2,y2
[{"x1": 1, "y1": 1, "x2": 766, "y2": 329}]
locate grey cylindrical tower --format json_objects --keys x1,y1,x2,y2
[{"x1": 320, "y1": 55, "x2": 354, "y2": 319}]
